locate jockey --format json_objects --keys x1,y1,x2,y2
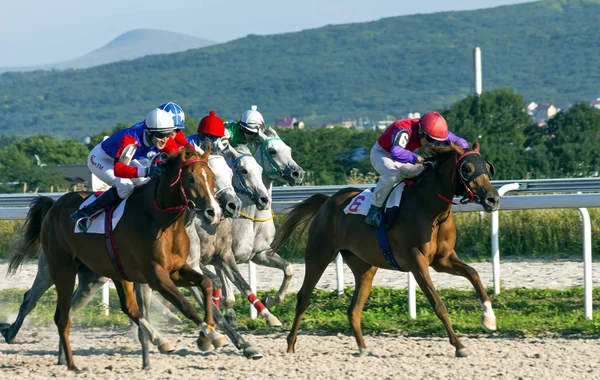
[
  {"x1": 157, "y1": 101, "x2": 193, "y2": 153},
  {"x1": 70, "y1": 108, "x2": 176, "y2": 232},
  {"x1": 223, "y1": 105, "x2": 265, "y2": 148},
  {"x1": 188, "y1": 109, "x2": 226, "y2": 153},
  {"x1": 365, "y1": 112, "x2": 469, "y2": 228}
]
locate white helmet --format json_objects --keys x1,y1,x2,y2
[
  {"x1": 145, "y1": 108, "x2": 175, "y2": 133},
  {"x1": 240, "y1": 105, "x2": 265, "y2": 134}
]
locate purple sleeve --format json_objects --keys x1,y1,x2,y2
[
  {"x1": 447, "y1": 131, "x2": 469, "y2": 149},
  {"x1": 390, "y1": 145, "x2": 419, "y2": 164}
]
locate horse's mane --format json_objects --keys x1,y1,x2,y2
[
  {"x1": 263, "y1": 127, "x2": 279, "y2": 138},
  {"x1": 234, "y1": 144, "x2": 252, "y2": 155},
  {"x1": 164, "y1": 145, "x2": 204, "y2": 170},
  {"x1": 425, "y1": 142, "x2": 465, "y2": 161}
]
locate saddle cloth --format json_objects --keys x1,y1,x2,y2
[
  {"x1": 74, "y1": 193, "x2": 128, "y2": 234},
  {"x1": 343, "y1": 182, "x2": 406, "y2": 215}
]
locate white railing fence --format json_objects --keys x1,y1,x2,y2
[{"x1": 0, "y1": 183, "x2": 597, "y2": 320}]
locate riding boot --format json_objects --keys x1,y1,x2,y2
[
  {"x1": 70, "y1": 187, "x2": 121, "y2": 233},
  {"x1": 364, "y1": 205, "x2": 382, "y2": 228}
]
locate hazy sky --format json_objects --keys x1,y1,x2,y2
[{"x1": 0, "y1": 0, "x2": 535, "y2": 67}]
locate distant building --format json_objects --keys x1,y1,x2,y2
[
  {"x1": 377, "y1": 120, "x2": 395, "y2": 130},
  {"x1": 526, "y1": 101, "x2": 538, "y2": 116},
  {"x1": 534, "y1": 103, "x2": 558, "y2": 125},
  {"x1": 292, "y1": 121, "x2": 305, "y2": 129},
  {"x1": 400, "y1": 112, "x2": 421, "y2": 119},
  {"x1": 588, "y1": 99, "x2": 600, "y2": 110},
  {"x1": 275, "y1": 117, "x2": 297, "y2": 128}
]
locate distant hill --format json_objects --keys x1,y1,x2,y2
[
  {"x1": 1, "y1": 0, "x2": 599, "y2": 139},
  {"x1": 0, "y1": 29, "x2": 216, "y2": 72}
]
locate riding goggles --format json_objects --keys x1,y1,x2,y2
[{"x1": 148, "y1": 130, "x2": 174, "y2": 139}]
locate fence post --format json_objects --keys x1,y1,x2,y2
[
  {"x1": 491, "y1": 183, "x2": 520, "y2": 295},
  {"x1": 102, "y1": 283, "x2": 110, "y2": 316},
  {"x1": 408, "y1": 273, "x2": 416, "y2": 319},
  {"x1": 335, "y1": 253, "x2": 344, "y2": 296},
  {"x1": 578, "y1": 207, "x2": 593, "y2": 320}
]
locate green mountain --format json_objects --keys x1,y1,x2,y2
[
  {"x1": 1, "y1": 0, "x2": 599, "y2": 139},
  {"x1": 0, "y1": 29, "x2": 216, "y2": 73}
]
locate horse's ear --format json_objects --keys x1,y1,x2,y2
[
  {"x1": 200, "y1": 143, "x2": 211, "y2": 160},
  {"x1": 472, "y1": 139, "x2": 480, "y2": 152}
]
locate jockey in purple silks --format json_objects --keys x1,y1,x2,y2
[{"x1": 365, "y1": 112, "x2": 469, "y2": 228}]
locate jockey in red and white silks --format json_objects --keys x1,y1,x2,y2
[
  {"x1": 71, "y1": 108, "x2": 176, "y2": 232},
  {"x1": 365, "y1": 112, "x2": 469, "y2": 228}
]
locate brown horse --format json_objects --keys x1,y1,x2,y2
[
  {"x1": 8, "y1": 146, "x2": 226, "y2": 370},
  {"x1": 272, "y1": 140, "x2": 500, "y2": 358}
]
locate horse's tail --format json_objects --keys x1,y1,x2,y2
[
  {"x1": 271, "y1": 193, "x2": 329, "y2": 253},
  {"x1": 7, "y1": 196, "x2": 55, "y2": 276}
]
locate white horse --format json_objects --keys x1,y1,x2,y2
[{"x1": 218, "y1": 127, "x2": 305, "y2": 327}]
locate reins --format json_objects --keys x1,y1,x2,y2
[
  {"x1": 153, "y1": 157, "x2": 208, "y2": 213},
  {"x1": 239, "y1": 209, "x2": 274, "y2": 222},
  {"x1": 258, "y1": 137, "x2": 282, "y2": 179}
]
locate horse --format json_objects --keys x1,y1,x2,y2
[
  {"x1": 271, "y1": 140, "x2": 500, "y2": 357},
  {"x1": 0, "y1": 147, "x2": 262, "y2": 361},
  {"x1": 6, "y1": 146, "x2": 226, "y2": 370},
  {"x1": 216, "y1": 127, "x2": 305, "y2": 327}
]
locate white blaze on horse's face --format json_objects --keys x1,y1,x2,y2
[{"x1": 198, "y1": 166, "x2": 222, "y2": 224}]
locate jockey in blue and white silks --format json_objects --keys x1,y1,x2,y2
[{"x1": 70, "y1": 108, "x2": 176, "y2": 232}]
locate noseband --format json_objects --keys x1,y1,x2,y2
[
  {"x1": 153, "y1": 157, "x2": 209, "y2": 213},
  {"x1": 232, "y1": 153, "x2": 261, "y2": 203},
  {"x1": 257, "y1": 137, "x2": 282, "y2": 180}
]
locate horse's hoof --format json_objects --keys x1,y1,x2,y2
[
  {"x1": 455, "y1": 348, "x2": 471, "y2": 358},
  {"x1": 482, "y1": 315, "x2": 497, "y2": 331},
  {"x1": 158, "y1": 342, "x2": 175, "y2": 354},
  {"x1": 211, "y1": 334, "x2": 230, "y2": 350},
  {"x1": 67, "y1": 365, "x2": 82, "y2": 372},
  {"x1": 0, "y1": 326, "x2": 14, "y2": 344},
  {"x1": 197, "y1": 336, "x2": 213, "y2": 352},
  {"x1": 262, "y1": 296, "x2": 277, "y2": 309},
  {"x1": 242, "y1": 346, "x2": 263, "y2": 360},
  {"x1": 261, "y1": 311, "x2": 282, "y2": 327}
]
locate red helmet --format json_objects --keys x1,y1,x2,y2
[
  {"x1": 197, "y1": 110, "x2": 225, "y2": 137},
  {"x1": 420, "y1": 112, "x2": 448, "y2": 141}
]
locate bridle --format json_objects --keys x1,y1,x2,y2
[
  {"x1": 153, "y1": 156, "x2": 209, "y2": 213},
  {"x1": 436, "y1": 150, "x2": 495, "y2": 205},
  {"x1": 257, "y1": 137, "x2": 282, "y2": 180},
  {"x1": 231, "y1": 153, "x2": 261, "y2": 203}
]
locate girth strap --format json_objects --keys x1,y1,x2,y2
[{"x1": 104, "y1": 205, "x2": 129, "y2": 281}]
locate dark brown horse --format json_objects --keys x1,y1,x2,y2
[
  {"x1": 272, "y1": 140, "x2": 500, "y2": 358},
  {"x1": 8, "y1": 146, "x2": 227, "y2": 370}
]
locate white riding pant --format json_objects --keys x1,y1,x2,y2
[
  {"x1": 87, "y1": 144, "x2": 150, "y2": 199},
  {"x1": 370, "y1": 142, "x2": 425, "y2": 207}
]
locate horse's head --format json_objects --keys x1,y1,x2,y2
[
  {"x1": 207, "y1": 151, "x2": 242, "y2": 219},
  {"x1": 224, "y1": 144, "x2": 271, "y2": 210},
  {"x1": 161, "y1": 145, "x2": 222, "y2": 224},
  {"x1": 426, "y1": 140, "x2": 499, "y2": 212},
  {"x1": 254, "y1": 127, "x2": 305, "y2": 186}
]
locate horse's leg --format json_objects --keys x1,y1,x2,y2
[
  {"x1": 432, "y1": 251, "x2": 496, "y2": 330},
  {"x1": 112, "y1": 280, "x2": 155, "y2": 369},
  {"x1": 134, "y1": 283, "x2": 175, "y2": 354},
  {"x1": 342, "y1": 251, "x2": 378, "y2": 354},
  {"x1": 250, "y1": 249, "x2": 293, "y2": 309},
  {"x1": 410, "y1": 253, "x2": 469, "y2": 358},
  {"x1": 1, "y1": 252, "x2": 53, "y2": 344},
  {"x1": 47, "y1": 254, "x2": 79, "y2": 371},
  {"x1": 287, "y1": 241, "x2": 335, "y2": 353},
  {"x1": 57, "y1": 266, "x2": 107, "y2": 365},
  {"x1": 216, "y1": 267, "x2": 238, "y2": 328},
  {"x1": 148, "y1": 264, "x2": 219, "y2": 351},
  {"x1": 150, "y1": 295, "x2": 182, "y2": 325},
  {"x1": 188, "y1": 265, "x2": 262, "y2": 359},
  {"x1": 214, "y1": 258, "x2": 282, "y2": 327}
]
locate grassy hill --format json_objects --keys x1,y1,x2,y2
[
  {"x1": 1, "y1": 0, "x2": 599, "y2": 139},
  {"x1": 0, "y1": 29, "x2": 215, "y2": 73}
]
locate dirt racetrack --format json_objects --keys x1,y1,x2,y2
[{"x1": 1, "y1": 326, "x2": 599, "y2": 380}]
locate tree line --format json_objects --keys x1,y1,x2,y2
[{"x1": 0, "y1": 89, "x2": 598, "y2": 192}]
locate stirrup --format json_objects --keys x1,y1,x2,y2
[
  {"x1": 75, "y1": 217, "x2": 92, "y2": 233},
  {"x1": 364, "y1": 211, "x2": 381, "y2": 228}
]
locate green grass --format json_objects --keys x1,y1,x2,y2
[{"x1": 2, "y1": 286, "x2": 599, "y2": 338}]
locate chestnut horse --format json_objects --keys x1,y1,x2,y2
[
  {"x1": 7, "y1": 146, "x2": 225, "y2": 370},
  {"x1": 272, "y1": 141, "x2": 500, "y2": 357}
]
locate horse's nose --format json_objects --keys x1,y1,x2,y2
[
  {"x1": 291, "y1": 168, "x2": 304, "y2": 183},
  {"x1": 485, "y1": 194, "x2": 500, "y2": 211},
  {"x1": 259, "y1": 196, "x2": 270, "y2": 206},
  {"x1": 205, "y1": 208, "x2": 215, "y2": 219},
  {"x1": 226, "y1": 201, "x2": 239, "y2": 213}
]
